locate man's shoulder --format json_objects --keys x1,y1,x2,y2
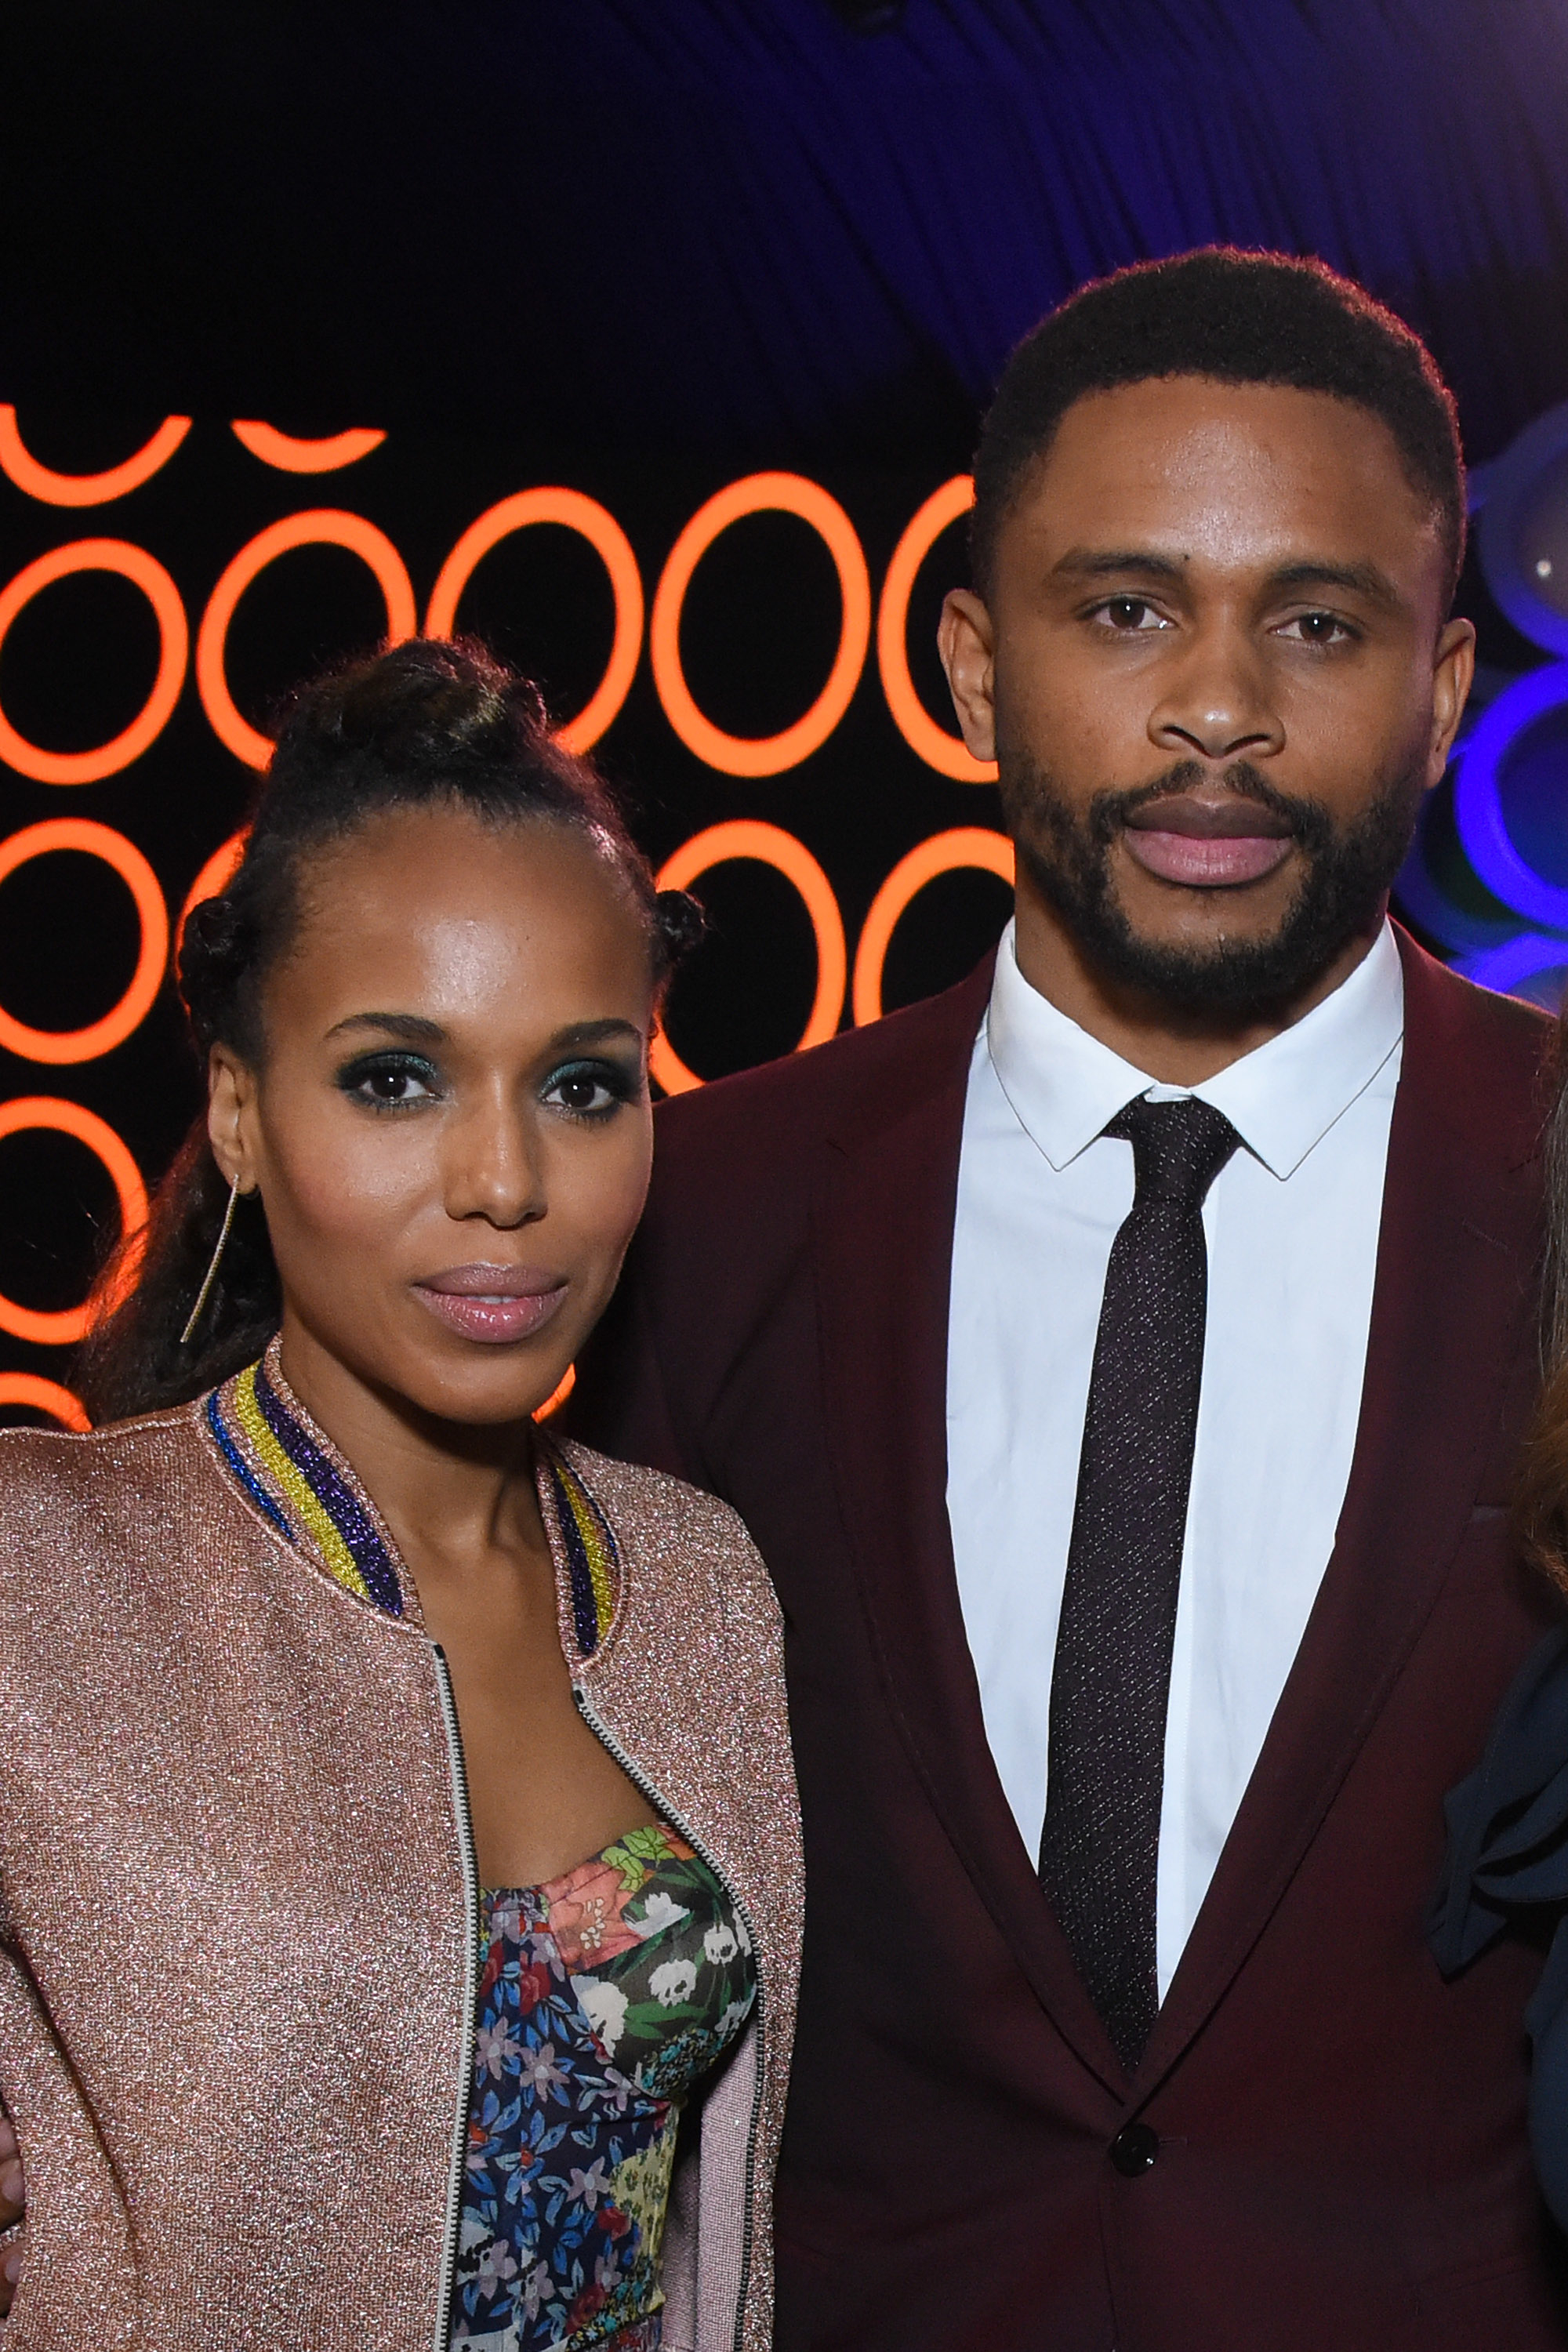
[
  {"x1": 1397, "y1": 928, "x2": 1555, "y2": 1140},
  {"x1": 652, "y1": 955, "x2": 993, "y2": 1171}
]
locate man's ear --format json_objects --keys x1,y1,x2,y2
[
  {"x1": 938, "y1": 590, "x2": 998, "y2": 764},
  {"x1": 206, "y1": 1047, "x2": 260, "y2": 1197},
  {"x1": 1427, "y1": 614, "x2": 1476, "y2": 789}
]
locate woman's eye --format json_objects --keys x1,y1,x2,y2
[
  {"x1": 543, "y1": 1062, "x2": 635, "y2": 1120},
  {"x1": 1094, "y1": 596, "x2": 1169, "y2": 633},
  {"x1": 1281, "y1": 611, "x2": 1353, "y2": 645},
  {"x1": 338, "y1": 1057, "x2": 440, "y2": 1110}
]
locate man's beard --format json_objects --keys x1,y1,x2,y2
[{"x1": 1000, "y1": 750, "x2": 1425, "y2": 1016}]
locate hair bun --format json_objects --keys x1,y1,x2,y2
[
  {"x1": 176, "y1": 891, "x2": 249, "y2": 1051},
  {"x1": 654, "y1": 888, "x2": 710, "y2": 970}
]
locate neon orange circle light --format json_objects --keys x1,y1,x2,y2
[
  {"x1": 853, "y1": 828, "x2": 1014, "y2": 1027},
  {"x1": 426, "y1": 491, "x2": 644, "y2": 753},
  {"x1": 877, "y1": 477, "x2": 997, "y2": 783},
  {"x1": 197, "y1": 510, "x2": 418, "y2": 769},
  {"x1": 651, "y1": 822, "x2": 846, "y2": 1094},
  {"x1": 230, "y1": 422, "x2": 387, "y2": 473},
  {"x1": 0, "y1": 1374, "x2": 89, "y2": 1431},
  {"x1": 0, "y1": 1098, "x2": 147, "y2": 1346},
  {"x1": 0, "y1": 820, "x2": 169, "y2": 1063},
  {"x1": 0, "y1": 541, "x2": 188, "y2": 785},
  {"x1": 176, "y1": 829, "x2": 249, "y2": 962},
  {"x1": 651, "y1": 474, "x2": 871, "y2": 777},
  {"x1": 0, "y1": 408, "x2": 192, "y2": 506}
]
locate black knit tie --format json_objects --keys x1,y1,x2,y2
[{"x1": 1038, "y1": 1093, "x2": 1240, "y2": 2071}]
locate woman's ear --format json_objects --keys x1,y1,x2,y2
[{"x1": 206, "y1": 1048, "x2": 260, "y2": 1197}]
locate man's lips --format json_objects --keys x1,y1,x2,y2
[
  {"x1": 412, "y1": 1265, "x2": 568, "y2": 1345},
  {"x1": 1121, "y1": 796, "x2": 1296, "y2": 889}
]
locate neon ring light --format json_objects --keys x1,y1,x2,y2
[
  {"x1": 0, "y1": 1098, "x2": 147, "y2": 1347},
  {"x1": 0, "y1": 542, "x2": 188, "y2": 784},
  {"x1": 0, "y1": 409, "x2": 191, "y2": 506},
  {"x1": 652, "y1": 475, "x2": 871, "y2": 778},
  {"x1": 877, "y1": 477, "x2": 997, "y2": 782},
  {"x1": 230, "y1": 423, "x2": 386, "y2": 473},
  {"x1": 1453, "y1": 662, "x2": 1568, "y2": 929},
  {"x1": 852, "y1": 829, "x2": 1014, "y2": 1026},
  {"x1": 197, "y1": 510, "x2": 417, "y2": 769},
  {"x1": 650, "y1": 822, "x2": 846, "y2": 1093},
  {"x1": 0, "y1": 820, "x2": 169, "y2": 1063},
  {"x1": 426, "y1": 490, "x2": 644, "y2": 753},
  {"x1": 0, "y1": 1373, "x2": 90, "y2": 1430}
]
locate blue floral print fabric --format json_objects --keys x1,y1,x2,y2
[{"x1": 452, "y1": 1823, "x2": 757, "y2": 2350}]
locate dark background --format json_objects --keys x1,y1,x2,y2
[{"x1": 5, "y1": 0, "x2": 1568, "y2": 1420}]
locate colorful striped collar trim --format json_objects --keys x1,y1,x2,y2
[
  {"x1": 538, "y1": 1440, "x2": 621, "y2": 1663},
  {"x1": 206, "y1": 1346, "x2": 407, "y2": 1617},
  {"x1": 206, "y1": 1345, "x2": 622, "y2": 1657}
]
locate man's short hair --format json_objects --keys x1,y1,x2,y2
[{"x1": 971, "y1": 249, "x2": 1465, "y2": 602}]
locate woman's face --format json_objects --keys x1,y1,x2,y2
[{"x1": 209, "y1": 804, "x2": 656, "y2": 1427}]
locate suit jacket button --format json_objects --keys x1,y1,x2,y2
[{"x1": 1109, "y1": 2123, "x2": 1159, "y2": 2176}]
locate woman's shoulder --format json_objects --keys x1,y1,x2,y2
[
  {"x1": 552, "y1": 1438, "x2": 779, "y2": 1607},
  {"x1": 1431, "y1": 1621, "x2": 1568, "y2": 1975},
  {"x1": 554, "y1": 1436, "x2": 760, "y2": 1546},
  {"x1": 0, "y1": 1396, "x2": 216, "y2": 1535}
]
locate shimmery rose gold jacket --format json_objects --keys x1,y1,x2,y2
[{"x1": 0, "y1": 1394, "x2": 800, "y2": 2352}]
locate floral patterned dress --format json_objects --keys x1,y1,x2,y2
[{"x1": 453, "y1": 1822, "x2": 757, "y2": 2351}]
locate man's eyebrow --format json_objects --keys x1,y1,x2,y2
[
  {"x1": 1264, "y1": 559, "x2": 1404, "y2": 609},
  {"x1": 325, "y1": 1011, "x2": 447, "y2": 1044},
  {"x1": 1052, "y1": 547, "x2": 1189, "y2": 582},
  {"x1": 1050, "y1": 549, "x2": 1407, "y2": 611}
]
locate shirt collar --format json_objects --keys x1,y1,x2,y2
[{"x1": 984, "y1": 916, "x2": 1404, "y2": 1179}]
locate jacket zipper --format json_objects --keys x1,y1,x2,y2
[
  {"x1": 430, "y1": 1643, "x2": 483, "y2": 2352},
  {"x1": 574, "y1": 1686, "x2": 765, "y2": 2352}
]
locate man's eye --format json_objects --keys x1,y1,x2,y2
[
  {"x1": 1282, "y1": 611, "x2": 1352, "y2": 644},
  {"x1": 337, "y1": 1056, "x2": 440, "y2": 1109},
  {"x1": 1095, "y1": 597, "x2": 1169, "y2": 632}
]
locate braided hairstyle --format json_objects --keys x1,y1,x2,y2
[{"x1": 75, "y1": 637, "x2": 705, "y2": 1425}]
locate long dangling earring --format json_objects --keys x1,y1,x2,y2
[{"x1": 180, "y1": 1175, "x2": 245, "y2": 1348}]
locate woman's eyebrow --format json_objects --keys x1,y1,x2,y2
[
  {"x1": 325, "y1": 1012, "x2": 448, "y2": 1043},
  {"x1": 546, "y1": 1018, "x2": 646, "y2": 1051}
]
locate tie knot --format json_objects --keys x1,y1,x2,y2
[{"x1": 1104, "y1": 1093, "x2": 1240, "y2": 1209}]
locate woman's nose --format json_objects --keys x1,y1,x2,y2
[{"x1": 442, "y1": 1101, "x2": 547, "y2": 1229}]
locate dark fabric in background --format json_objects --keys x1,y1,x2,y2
[{"x1": 10, "y1": 0, "x2": 1568, "y2": 471}]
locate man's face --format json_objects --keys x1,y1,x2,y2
[{"x1": 940, "y1": 376, "x2": 1474, "y2": 1014}]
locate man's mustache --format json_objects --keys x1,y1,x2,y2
[{"x1": 1087, "y1": 760, "x2": 1330, "y2": 851}]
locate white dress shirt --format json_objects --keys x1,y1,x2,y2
[{"x1": 946, "y1": 918, "x2": 1404, "y2": 1995}]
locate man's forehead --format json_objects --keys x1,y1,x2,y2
[
  {"x1": 1014, "y1": 376, "x2": 1441, "y2": 568},
  {"x1": 1044, "y1": 376, "x2": 1439, "y2": 520}
]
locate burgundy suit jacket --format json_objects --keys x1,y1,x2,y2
[{"x1": 572, "y1": 927, "x2": 1568, "y2": 2351}]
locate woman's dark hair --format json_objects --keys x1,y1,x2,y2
[
  {"x1": 75, "y1": 637, "x2": 703, "y2": 1427},
  {"x1": 972, "y1": 248, "x2": 1466, "y2": 604}
]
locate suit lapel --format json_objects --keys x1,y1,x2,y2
[
  {"x1": 1141, "y1": 937, "x2": 1547, "y2": 2084},
  {"x1": 814, "y1": 959, "x2": 1128, "y2": 2089}
]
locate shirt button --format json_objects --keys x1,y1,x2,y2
[{"x1": 1109, "y1": 2123, "x2": 1159, "y2": 2176}]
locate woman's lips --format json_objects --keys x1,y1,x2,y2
[{"x1": 412, "y1": 1269, "x2": 568, "y2": 1345}]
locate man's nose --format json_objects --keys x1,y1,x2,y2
[{"x1": 1148, "y1": 626, "x2": 1284, "y2": 764}]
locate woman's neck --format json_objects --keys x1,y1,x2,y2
[{"x1": 274, "y1": 1310, "x2": 547, "y2": 1579}]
